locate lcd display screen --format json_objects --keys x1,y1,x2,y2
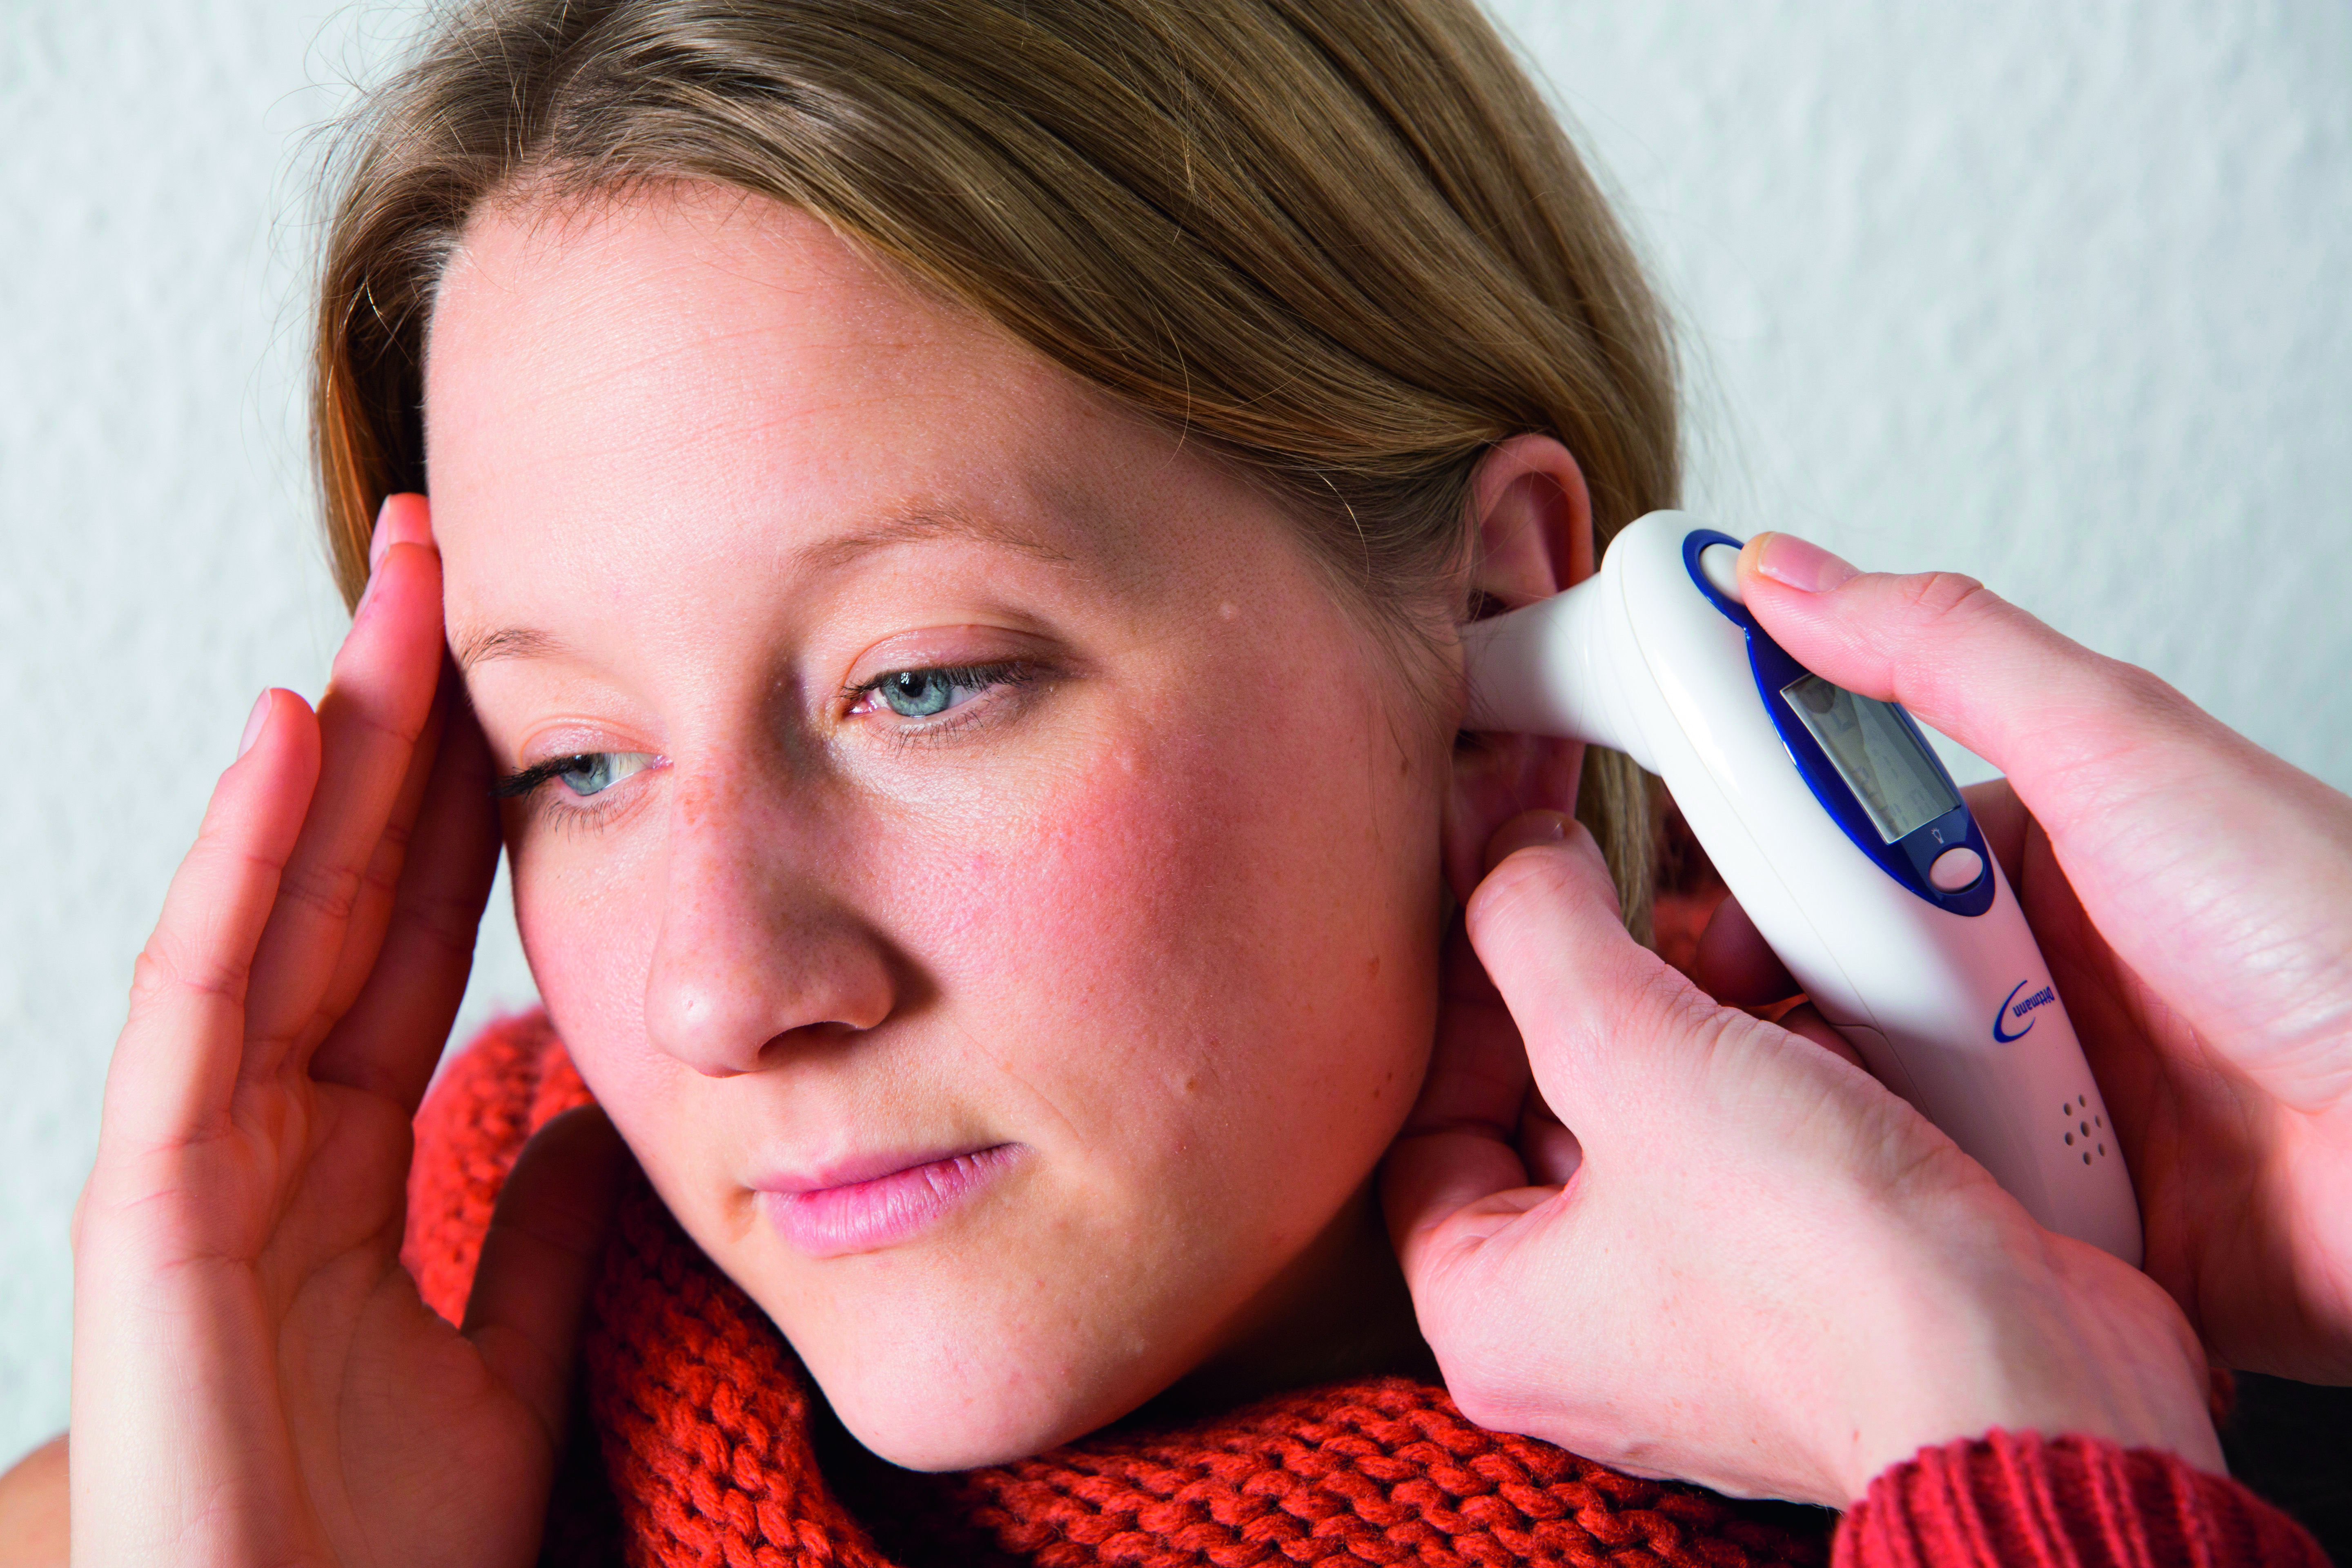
[{"x1": 1779, "y1": 674, "x2": 1961, "y2": 844}]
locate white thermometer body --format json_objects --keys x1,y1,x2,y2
[{"x1": 1462, "y1": 512, "x2": 2142, "y2": 1264}]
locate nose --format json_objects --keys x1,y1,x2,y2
[{"x1": 642, "y1": 767, "x2": 897, "y2": 1077}]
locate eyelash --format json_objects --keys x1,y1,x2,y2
[
  {"x1": 492, "y1": 757, "x2": 610, "y2": 801},
  {"x1": 842, "y1": 659, "x2": 1038, "y2": 739},
  {"x1": 491, "y1": 662, "x2": 1041, "y2": 813}
]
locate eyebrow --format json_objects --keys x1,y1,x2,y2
[
  {"x1": 451, "y1": 624, "x2": 569, "y2": 673},
  {"x1": 448, "y1": 504, "x2": 1075, "y2": 673},
  {"x1": 789, "y1": 502, "x2": 1072, "y2": 573}
]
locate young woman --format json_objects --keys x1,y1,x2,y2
[{"x1": 22, "y1": 2, "x2": 2352, "y2": 1564}]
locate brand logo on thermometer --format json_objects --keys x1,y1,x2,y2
[{"x1": 1993, "y1": 980, "x2": 2057, "y2": 1042}]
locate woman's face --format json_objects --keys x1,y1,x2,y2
[{"x1": 429, "y1": 185, "x2": 1454, "y2": 1469}]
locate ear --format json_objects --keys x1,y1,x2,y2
[{"x1": 1442, "y1": 435, "x2": 1596, "y2": 904}]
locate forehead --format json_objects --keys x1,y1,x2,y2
[
  {"x1": 427, "y1": 183, "x2": 1064, "y2": 466},
  {"x1": 422, "y1": 185, "x2": 1179, "y2": 628}
]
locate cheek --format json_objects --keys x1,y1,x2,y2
[
  {"x1": 503, "y1": 824, "x2": 675, "y2": 1136},
  {"x1": 911, "y1": 667, "x2": 1448, "y2": 1205}
]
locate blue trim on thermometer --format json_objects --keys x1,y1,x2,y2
[{"x1": 1678, "y1": 528, "x2": 1993, "y2": 918}]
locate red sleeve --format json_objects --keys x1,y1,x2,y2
[
  {"x1": 400, "y1": 1009, "x2": 595, "y2": 1325},
  {"x1": 1836, "y1": 1431, "x2": 2328, "y2": 1568}
]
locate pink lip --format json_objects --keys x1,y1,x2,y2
[{"x1": 755, "y1": 1144, "x2": 1020, "y2": 1257}]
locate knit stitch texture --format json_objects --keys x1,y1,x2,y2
[{"x1": 401, "y1": 1012, "x2": 2322, "y2": 1568}]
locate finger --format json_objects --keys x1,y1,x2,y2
[
  {"x1": 1382, "y1": 920, "x2": 1537, "y2": 1257},
  {"x1": 1689, "y1": 893, "x2": 1799, "y2": 1008},
  {"x1": 104, "y1": 690, "x2": 322, "y2": 1150},
  {"x1": 310, "y1": 497, "x2": 448, "y2": 1056},
  {"x1": 310, "y1": 681, "x2": 503, "y2": 1114},
  {"x1": 463, "y1": 1106, "x2": 630, "y2": 1446},
  {"x1": 310, "y1": 678, "x2": 448, "y2": 1036},
  {"x1": 1381, "y1": 1128, "x2": 1544, "y2": 1273},
  {"x1": 1516, "y1": 1093, "x2": 1584, "y2": 1187},
  {"x1": 1733, "y1": 532, "x2": 2232, "y2": 829},
  {"x1": 240, "y1": 537, "x2": 445, "y2": 1078},
  {"x1": 1401, "y1": 921, "x2": 1531, "y2": 1136},
  {"x1": 1480, "y1": 807, "x2": 1570, "y2": 878},
  {"x1": 1461, "y1": 817, "x2": 1715, "y2": 1136},
  {"x1": 368, "y1": 491, "x2": 432, "y2": 573}
]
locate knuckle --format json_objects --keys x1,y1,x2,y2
[
  {"x1": 2093, "y1": 657, "x2": 2192, "y2": 728},
  {"x1": 274, "y1": 859, "x2": 367, "y2": 927},
  {"x1": 393, "y1": 884, "x2": 487, "y2": 964},
  {"x1": 358, "y1": 833, "x2": 413, "y2": 906},
  {"x1": 342, "y1": 691, "x2": 433, "y2": 753},
  {"x1": 1892, "y1": 569, "x2": 1998, "y2": 632},
  {"x1": 128, "y1": 932, "x2": 247, "y2": 1011},
  {"x1": 1633, "y1": 969, "x2": 1740, "y2": 1068},
  {"x1": 374, "y1": 812, "x2": 415, "y2": 859},
  {"x1": 1880, "y1": 571, "x2": 2038, "y2": 714},
  {"x1": 1641, "y1": 960, "x2": 1723, "y2": 1036}
]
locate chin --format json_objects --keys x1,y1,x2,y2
[{"x1": 811, "y1": 1342, "x2": 1153, "y2": 1472}]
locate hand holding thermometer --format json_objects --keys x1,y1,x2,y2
[{"x1": 1462, "y1": 512, "x2": 2143, "y2": 1264}]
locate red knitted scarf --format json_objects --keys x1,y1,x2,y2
[{"x1": 405, "y1": 1011, "x2": 1834, "y2": 1568}]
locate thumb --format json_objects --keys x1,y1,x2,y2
[
  {"x1": 1732, "y1": 532, "x2": 2227, "y2": 822},
  {"x1": 1463, "y1": 815, "x2": 1716, "y2": 1144},
  {"x1": 1735, "y1": 532, "x2": 2352, "y2": 1105},
  {"x1": 462, "y1": 1104, "x2": 631, "y2": 1446}
]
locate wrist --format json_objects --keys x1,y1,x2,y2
[{"x1": 1829, "y1": 1209, "x2": 2222, "y2": 1502}]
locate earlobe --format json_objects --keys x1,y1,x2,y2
[{"x1": 1443, "y1": 436, "x2": 1596, "y2": 904}]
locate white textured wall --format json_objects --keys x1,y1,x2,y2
[{"x1": 3, "y1": 1, "x2": 2347, "y2": 1463}]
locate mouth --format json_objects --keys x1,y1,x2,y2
[{"x1": 755, "y1": 1143, "x2": 1022, "y2": 1257}]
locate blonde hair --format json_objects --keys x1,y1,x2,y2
[{"x1": 311, "y1": 0, "x2": 1676, "y2": 934}]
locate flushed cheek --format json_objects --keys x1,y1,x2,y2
[
  {"x1": 505, "y1": 836, "x2": 704, "y2": 1163},
  {"x1": 908, "y1": 706, "x2": 1439, "y2": 1219}
]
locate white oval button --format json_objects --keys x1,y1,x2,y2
[
  {"x1": 1697, "y1": 542, "x2": 1744, "y2": 604},
  {"x1": 1929, "y1": 846, "x2": 1984, "y2": 892}
]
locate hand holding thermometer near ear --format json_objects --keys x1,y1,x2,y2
[{"x1": 1462, "y1": 512, "x2": 2144, "y2": 1265}]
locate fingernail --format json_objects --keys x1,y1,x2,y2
[
  {"x1": 1486, "y1": 809, "x2": 1569, "y2": 871},
  {"x1": 1748, "y1": 532, "x2": 1860, "y2": 593},
  {"x1": 237, "y1": 691, "x2": 272, "y2": 760},
  {"x1": 368, "y1": 494, "x2": 397, "y2": 572}
]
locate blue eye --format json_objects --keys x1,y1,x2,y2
[
  {"x1": 861, "y1": 663, "x2": 1027, "y2": 720},
  {"x1": 495, "y1": 751, "x2": 657, "y2": 803},
  {"x1": 876, "y1": 668, "x2": 973, "y2": 717},
  {"x1": 553, "y1": 752, "x2": 653, "y2": 797}
]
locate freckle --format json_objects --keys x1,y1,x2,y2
[{"x1": 1366, "y1": 955, "x2": 1380, "y2": 979}]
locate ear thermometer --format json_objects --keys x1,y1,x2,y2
[{"x1": 1462, "y1": 512, "x2": 2142, "y2": 1264}]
